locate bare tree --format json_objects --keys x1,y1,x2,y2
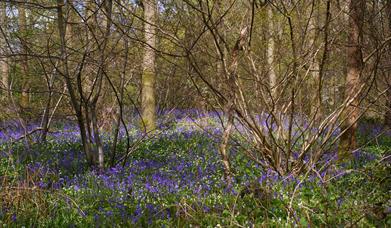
[
  {"x1": 178, "y1": 0, "x2": 378, "y2": 177},
  {"x1": 56, "y1": 0, "x2": 113, "y2": 168}
]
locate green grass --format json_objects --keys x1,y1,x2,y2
[{"x1": 0, "y1": 127, "x2": 390, "y2": 227}]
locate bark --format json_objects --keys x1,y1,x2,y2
[
  {"x1": 215, "y1": 0, "x2": 227, "y2": 96},
  {"x1": 141, "y1": 0, "x2": 157, "y2": 132},
  {"x1": 66, "y1": 0, "x2": 76, "y2": 46},
  {"x1": 339, "y1": 0, "x2": 365, "y2": 159},
  {"x1": 219, "y1": 103, "x2": 234, "y2": 185},
  {"x1": 95, "y1": 0, "x2": 113, "y2": 169},
  {"x1": 0, "y1": 2, "x2": 8, "y2": 97},
  {"x1": 386, "y1": 84, "x2": 391, "y2": 128},
  {"x1": 267, "y1": 5, "x2": 277, "y2": 99},
  {"x1": 309, "y1": 6, "x2": 321, "y2": 120},
  {"x1": 39, "y1": 63, "x2": 58, "y2": 142},
  {"x1": 385, "y1": 0, "x2": 391, "y2": 128},
  {"x1": 84, "y1": 0, "x2": 95, "y2": 96},
  {"x1": 77, "y1": 1, "x2": 98, "y2": 165},
  {"x1": 219, "y1": 26, "x2": 249, "y2": 185},
  {"x1": 314, "y1": 0, "x2": 331, "y2": 124},
  {"x1": 92, "y1": 104, "x2": 104, "y2": 169},
  {"x1": 18, "y1": 4, "x2": 29, "y2": 110}
]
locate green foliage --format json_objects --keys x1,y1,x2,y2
[{"x1": 0, "y1": 128, "x2": 390, "y2": 227}]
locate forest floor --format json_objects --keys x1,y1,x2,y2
[{"x1": 0, "y1": 112, "x2": 390, "y2": 227}]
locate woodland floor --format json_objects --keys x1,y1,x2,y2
[{"x1": 0, "y1": 112, "x2": 390, "y2": 227}]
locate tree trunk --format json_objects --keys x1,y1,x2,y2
[
  {"x1": 309, "y1": 5, "x2": 321, "y2": 121},
  {"x1": 91, "y1": 104, "x2": 104, "y2": 169},
  {"x1": 219, "y1": 26, "x2": 249, "y2": 185},
  {"x1": 339, "y1": 0, "x2": 365, "y2": 159},
  {"x1": 141, "y1": 0, "x2": 157, "y2": 132},
  {"x1": 216, "y1": 0, "x2": 227, "y2": 98},
  {"x1": 385, "y1": 0, "x2": 391, "y2": 128},
  {"x1": 0, "y1": 2, "x2": 8, "y2": 97},
  {"x1": 94, "y1": 0, "x2": 112, "y2": 169},
  {"x1": 314, "y1": 0, "x2": 331, "y2": 124},
  {"x1": 267, "y1": 5, "x2": 277, "y2": 99},
  {"x1": 57, "y1": 0, "x2": 96, "y2": 166},
  {"x1": 386, "y1": 84, "x2": 391, "y2": 128},
  {"x1": 18, "y1": 4, "x2": 30, "y2": 110}
]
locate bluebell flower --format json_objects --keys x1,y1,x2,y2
[{"x1": 11, "y1": 213, "x2": 16, "y2": 222}]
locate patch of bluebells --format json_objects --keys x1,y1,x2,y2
[{"x1": 1, "y1": 111, "x2": 390, "y2": 226}]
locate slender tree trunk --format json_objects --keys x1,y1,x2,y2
[
  {"x1": 216, "y1": 0, "x2": 227, "y2": 97},
  {"x1": 111, "y1": 37, "x2": 128, "y2": 166},
  {"x1": 57, "y1": 0, "x2": 95, "y2": 166},
  {"x1": 84, "y1": 0, "x2": 95, "y2": 97},
  {"x1": 141, "y1": 0, "x2": 157, "y2": 132},
  {"x1": 386, "y1": 84, "x2": 391, "y2": 128},
  {"x1": 91, "y1": 104, "x2": 104, "y2": 169},
  {"x1": 80, "y1": 1, "x2": 98, "y2": 165},
  {"x1": 314, "y1": 0, "x2": 331, "y2": 123},
  {"x1": 219, "y1": 102, "x2": 234, "y2": 185},
  {"x1": 267, "y1": 5, "x2": 277, "y2": 99},
  {"x1": 339, "y1": 0, "x2": 365, "y2": 159},
  {"x1": 384, "y1": 83, "x2": 391, "y2": 129},
  {"x1": 94, "y1": 0, "x2": 112, "y2": 169},
  {"x1": 214, "y1": 0, "x2": 233, "y2": 185},
  {"x1": 309, "y1": 6, "x2": 321, "y2": 120},
  {"x1": 219, "y1": 26, "x2": 249, "y2": 185},
  {"x1": 385, "y1": 0, "x2": 391, "y2": 128},
  {"x1": 0, "y1": 2, "x2": 8, "y2": 97},
  {"x1": 40, "y1": 76, "x2": 53, "y2": 142},
  {"x1": 66, "y1": 0, "x2": 75, "y2": 47},
  {"x1": 18, "y1": 4, "x2": 29, "y2": 110}
]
